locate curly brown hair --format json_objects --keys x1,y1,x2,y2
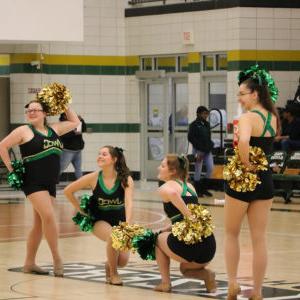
[{"x1": 103, "y1": 145, "x2": 131, "y2": 187}]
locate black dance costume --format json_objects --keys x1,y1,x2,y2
[
  {"x1": 164, "y1": 180, "x2": 216, "y2": 264},
  {"x1": 88, "y1": 171, "x2": 126, "y2": 227},
  {"x1": 225, "y1": 110, "x2": 276, "y2": 202},
  {"x1": 20, "y1": 125, "x2": 63, "y2": 197}
]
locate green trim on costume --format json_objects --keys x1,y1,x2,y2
[
  {"x1": 174, "y1": 179, "x2": 198, "y2": 197},
  {"x1": 29, "y1": 124, "x2": 52, "y2": 138},
  {"x1": 23, "y1": 147, "x2": 62, "y2": 163},
  {"x1": 98, "y1": 171, "x2": 120, "y2": 195},
  {"x1": 170, "y1": 213, "x2": 182, "y2": 223},
  {"x1": 250, "y1": 110, "x2": 276, "y2": 137},
  {"x1": 97, "y1": 204, "x2": 125, "y2": 211},
  {"x1": 261, "y1": 112, "x2": 276, "y2": 137}
]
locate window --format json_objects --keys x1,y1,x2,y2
[
  {"x1": 140, "y1": 55, "x2": 188, "y2": 72},
  {"x1": 203, "y1": 55, "x2": 214, "y2": 71},
  {"x1": 217, "y1": 54, "x2": 227, "y2": 71},
  {"x1": 202, "y1": 53, "x2": 227, "y2": 72},
  {"x1": 141, "y1": 57, "x2": 153, "y2": 71}
]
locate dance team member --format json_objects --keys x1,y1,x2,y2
[
  {"x1": 224, "y1": 67, "x2": 279, "y2": 300},
  {"x1": 154, "y1": 154, "x2": 216, "y2": 293},
  {"x1": 64, "y1": 146, "x2": 134, "y2": 285},
  {"x1": 0, "y1": 100, "x2": 79, "y2": 276}
]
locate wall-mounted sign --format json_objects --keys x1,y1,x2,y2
[
  {"x1": 28, "y1": 88, "x2": 41, "y2": 94},
  {"x1": 183, "y1": 31, "x2": 194, "y2": 45}
]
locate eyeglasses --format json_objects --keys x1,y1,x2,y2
[
  {"x1": 25, "y1": 109, "x2": 43, "y2": 114},
  {"x1": 237, "y1": 92, "x2": 252, "y2": 97}
]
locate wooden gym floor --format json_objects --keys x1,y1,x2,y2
[{"x1": 0, "y1": 183, "x2": 300, "y2": 300}]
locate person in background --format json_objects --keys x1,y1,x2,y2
[
  {"x1": 188, "y1": 106, "x2": 214, "y2": 197},
  {"x1": 293, "y1": 76, "x2": 300, "y2": 103},
  {"x1": 59, "y1": 113, "x2": 86, "y2": 179},
  {"x1": 274, "y1": 107, "x2": 300, "y2": 152}
]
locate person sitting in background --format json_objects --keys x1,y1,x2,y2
[
  {"x1": 274, "y1": 107, "x2": 300, "y2": 152},
  {"x1": 59, "y1": 113, "x2": 86, "y2": 179},
  {"x1": 293, "y1": 76, "x2": 300, "y2": 103}
]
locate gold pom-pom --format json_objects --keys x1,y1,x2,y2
[
  {"x1": 171, "y1": 204, "x2": 214, "y2": 245},
  {"x1": 223, "y1": 146, "x2": 268, "y2": 192},
  {"x1": 36, "y1": 82, "x2": 72, "y2": 116},
  {"x1": 111, "y1": 222, "x2": 145, "y2": 252}
]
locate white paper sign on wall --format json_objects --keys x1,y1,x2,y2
[{"x1": 183, "y1": 31, "x2": 194, "y2": 45}]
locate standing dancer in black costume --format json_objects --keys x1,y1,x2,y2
[
  {"x1": 154, "y1": 154, "x2": 216, "y2": 293},
  {"x1": 224, "y1": 67, "x2": 279, "y2": 300},
  {"x1": 0, "y1": 100, "x2": 79, "y2": 276},
  {"x1": 64, "y1": 146, "x2": 134, "y2": 285}
]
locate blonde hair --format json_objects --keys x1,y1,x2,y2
[{"x1": 166, "y1": 154, "x2": 189, "y2": 181}]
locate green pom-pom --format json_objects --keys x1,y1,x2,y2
[
  {"x1": 72, "y1": 212, "x2": 94, "y2": 232},
  {"x1": 80, "y1": 194, "x2": 92, "y2": 213},
  {"x1": 11, "y1": 160, "x2": 25, "y2": 174},
  {"x1": 7, "y1": 160, "x2": 25, "y2": 190},
  {"x1": 132, "y1": 229, "x2": 158, "y2": 261}
]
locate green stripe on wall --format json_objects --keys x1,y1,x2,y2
[
  {"x1": 10, "y1": 123, "x2": 140, "y2": 133},
  {"x1": 188, "y1": 63, "x2": 200, "y2": 73},
  {"x1": 0, "y1": 66, "x2": 10, "y2": 75},
  {"x1": 87, "y1": 123, "x2": 140, "y2": 133},
  {"x1": 10, "y1": 64, "x2": 140, "y2": 76},
  {"x1": 228, "y1": 61, "x2": 300, "y2": 71}
]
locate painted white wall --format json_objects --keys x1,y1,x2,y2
[
  {"x1": 2, "y1": 3, "x2": 300, "y2": 173},
  {"x1": 0, "y1": 0, "x2": 83, "y2": 42}
]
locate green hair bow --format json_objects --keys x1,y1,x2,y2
[{"x1": 238, "y1": 64, "x2": 279, "y2": 103}]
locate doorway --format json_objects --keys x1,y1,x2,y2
[{"x1": 138, "y1": 74, "x2": 188, "y2": 180}]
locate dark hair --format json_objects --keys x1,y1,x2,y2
[
  {"x1": 104, "y1": 145, "x2": 131, "y2": 188},
  {"x1": 24, "y1": 100, "x2": 48, "y2": 125},
  {"x1": 166, "y1": 154, "x2": 189, "y2": 181},
  {"x1": 196, "y1": 106, "x2": 209, "y2": 114},
  {"x1": 284, "y1": 106, "x2": 297, "y2": 117},
  {"x1": 24, "y1": 100, "x2": 48, "y2": 113},
  {"x1": 240, "y1": 78, "x2": 281, "y2": 134}
]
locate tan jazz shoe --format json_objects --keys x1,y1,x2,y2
[
  {"x1": 23, "y1": 264, "x2": 49, "y2": 275},
  {"x1": 203, "y1": 270, "x2": 217, "y2": 293},
  {"x1": 154, "y1": 282, "x2": 172, "y2": 293},
  {"x1": 105, "y1": 263, "x2": 111, "y2": 284},
  {"x1": 110, "y1": 273, "x2": 123, "y2": 285},
  {"x1": 249, "y1": 296, "x2": 263, "y2": 300},
  {"x1": 53, "y1": 261, "x2": 64, "y2": 277},
  {"x1": 226, "y1": 283, "x2": 241, "y2": 300}
]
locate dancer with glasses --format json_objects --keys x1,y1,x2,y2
[
  {"x1": 0, "y1": 100, "x2": 79, "y2": 277},
  {"x1": 224, "y1": 66, "x2": 279, "y2": 300}
]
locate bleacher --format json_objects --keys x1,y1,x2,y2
[
  {"x1": 187, "y1": 149, "x2": 300, "y2": 203},
  {"x1": 271, "y1": 151, "x2": 300, "y2": 203}
]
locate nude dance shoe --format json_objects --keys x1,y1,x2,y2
[{"x1": 23, "y1": 264, "x2": 49, "y2": 275}]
